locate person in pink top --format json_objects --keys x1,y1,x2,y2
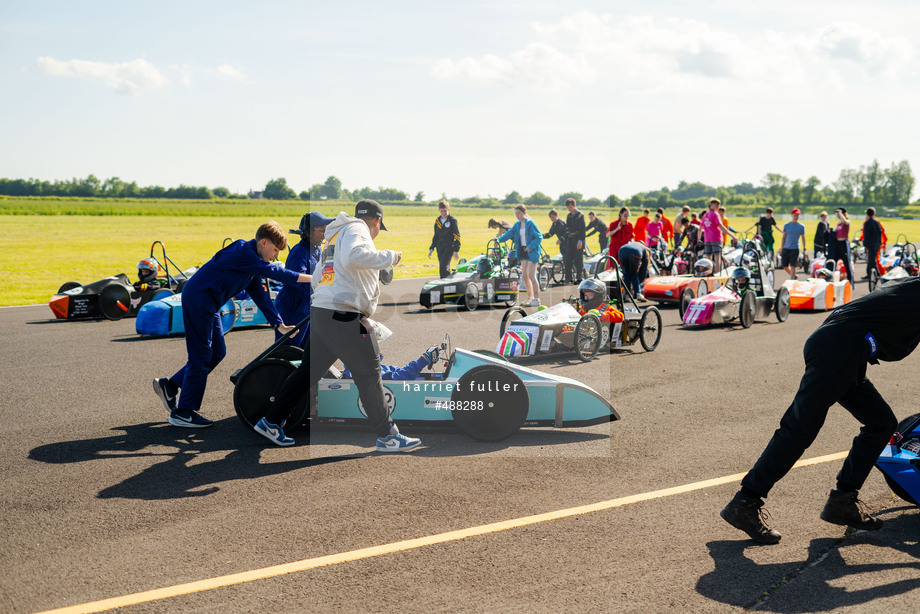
[
  {"x1": 833, "y1": 207, "x2": 853, "y2": 286},
  {"x1": 645, "y1": 213, "x2": 664, "y2": 248},
  {"x1": 700, "y1": 197, "x2": 736, "y2": 273}
]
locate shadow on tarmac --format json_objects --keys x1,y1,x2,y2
[
  {"x1": 28, "y1": 419, "x2": 362, "y2": 500},
  {"x1": 696, "y1": 514, "x2": 920, "y2": 611}
]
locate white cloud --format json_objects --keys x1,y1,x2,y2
[
  {"x1": 431, "y1": 11, "x2": 916, "y2": 93},
  {"x1": 34, "y1": 56, "x2": 168, "y2": 95},
  {"x1": 214, "y1": 64, "x2": 246, "y2": 81}
]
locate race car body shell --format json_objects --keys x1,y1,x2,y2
[
  {"x1": 643, "y1": 273, "x2": 729, "y2": 303},
  {"x1": 781, "y1": 277, "x2": 851, "y2": 310},
  {"x1": 135, "y1": 289, "x2": 274, "y2": 336},
  {"x1": 681, "y1": 285, "x2": 740, "y2": 325},
  {"x1": 419, "y1": 271, "x2": 519, "y2": 309},
  {"x1": 316, "y1": 348, "x2": 619, "y2": 428}
]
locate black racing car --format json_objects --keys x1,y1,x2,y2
[{"x1": 420, "y1": 239, "x2": 522, "y2": 310}]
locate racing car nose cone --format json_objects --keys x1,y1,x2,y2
[{"x1": 49, "y1": 294, "x2": 69, "y2": 319}]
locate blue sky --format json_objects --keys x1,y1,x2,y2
[{"x1": 2, "y1": 1, "x2": 918, "y2": 201}]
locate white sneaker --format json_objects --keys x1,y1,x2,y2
[
  {"x1": 527, "y1": 298, "x2": 541, "y2": 307},
  {"x1": 376, "y1": 424, "x2": 421, "y2": 453}
]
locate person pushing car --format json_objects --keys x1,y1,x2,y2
[
  {"x1": 152, "y1": 222, "x2": 309, "y2": 427},
  {"x1": 721, "y1": 275, "x2": 920, "y2": 544}
]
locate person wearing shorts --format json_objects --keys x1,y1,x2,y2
[
  {"x1": 700, "y1": 198, "x2": 735, "y2": 273},
  {"x1": 780, "y1": 208, "x2": 807, "y2": 278}
]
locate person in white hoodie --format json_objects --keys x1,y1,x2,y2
[{"x1": 255, "y1": 200, "x2": 421, "y2": 451}]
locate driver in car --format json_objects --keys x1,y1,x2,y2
[{"x1": 576, "y1": 279, "x2": 624, "y2": 324}]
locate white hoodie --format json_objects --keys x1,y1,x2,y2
[{"x1": 311, "y1": 212, "x2": 399, "y2": 317}]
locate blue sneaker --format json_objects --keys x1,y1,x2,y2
[
  {"x1": 167, "y1": 410, "x2": 213, "y2": 428},
  {"x1": 254, "y1": 417, "x2": 295, "y2": 446},
  {"x1": 376, "y1": 425, "x2": 421, "y2": 453},
  {"x1": 153, "y1": 378, "x2": 178, "y2": 412}
]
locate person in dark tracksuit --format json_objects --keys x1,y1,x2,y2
[
  {"x1": 274, "y1": 212, "x2": 333, "y2": 348},
  {"x1": 721, "y1": 276, "x2": 920, "y2": 544},
  {"x1": 428, "y1": 199, "x2": 461, "y2": 278},
  {"x1": 543, "y1": 209, "x2": 567, "y2": 254},
  {"x1": 617, "y1": 240, "x2": 649, "y2": 301},
  {"x1": 564, "y1": 198, "x2": 586, "y2": 284},
  {"x1": 861, "y1": 207, "x2": 883, "y2": 280},
  {"x1": 152, "y1": 222, "x2": 308, "y2": 427},
  {"x1": 585, "y1": 211, "x2": 608, "y2": 254}
]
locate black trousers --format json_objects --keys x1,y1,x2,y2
[
  {"x1": 835, "y1": 239, "x2": 853, "y2": 283},
  {"x1": 563, "y1": 238, "x2": 584, "y2": 283},
  {"x1": 741, "y1": 323, "x2": 898, "y2": 498},
  {"x1": 866, "y1": 245, "x2": 880, "y2": 278},
  {"x1": 266, "y1": 336, "x2": 311, "y2": 426},
  {"x1": 437, "y1": 248, "x2": 453, "y2": 278}
]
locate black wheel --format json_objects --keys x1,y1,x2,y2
[
  {"x1": 868, "y1": 268, "x2": 879, "y2": 292},
  {"x1": 57, "y1": 281, "x2": 81, "y2": 294},
  {"x1": 176, "y1": 279, "x2": 188, "y2": 293},
  {"x1": 499, "y1": 306, "x2": 528, "y2": 337},
  {"x1": 697, "y1": 280, "x2": 708, "y2": 298},
  {"x1": 678, "y1": 287, "x2": 695, "y2": 321},
  {"x1": 552, "y1": 261, "x2": 564, "y2": 284},
  {"x1": 266, "y1": 345, "x2": 304, "y2": 362},
  {"x1": 639, "y1": 307, "x2": 662, "y2": 351},
  {"x1": 473, "y1": 349, "x2": 510, "y2": 362},
  {"x1": 457, "y1": 257, "x2": 467, "y2": 266},
  {"x1": 882, "y1": 413, "x2": 920, "y2": 505},
  {"x1": 233, "y1": 358, "x2": 308, "y2": 433},
  {"x1": 740, "y1": 291, "x2": 756, "y2": 328},
  {"x1": 774, "y1": 286, "x2": 790, "y2": 322},
  {"x1": 462, "y1": 284, "x2": 480, "y2": 311},
  {"x1": 450, "y1": 364, "x2": 528, "y2": 442},
  {"x1": 503, "y1": 281, "x2": 519, "y2": 308},
  {"x1": 99, "y1": 284, "x2": 131, "y2": 320},
  {"x1": 574, "y1": 313, "x2": 602, "y2": 361},
  {"x1": 538, "y1": 266, "x2": 550, "y2": 291}
]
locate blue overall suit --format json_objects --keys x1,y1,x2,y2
[
  {"x1": 274, "y1": 238, "x2": 320, "y2": 348},
  {"x1": 168, "y1": 239, "x2": 300, "y2": 413}
]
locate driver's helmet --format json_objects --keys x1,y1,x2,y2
[
  {"x1": 476, "y1": 257, "x2": 493, "y2": 276},
  {"x1": 732, "y1": 266, "x2": 751, "y2": 289},
  {"x1": 137, "y1": 257, "x2": 159, "y2": 283},
  {"x1": 694, "y1": 258, "x2": 713, "y2": 277},
  {"x1": 578, "y1": 278, "x2": 607, "y2": 312},
  {"x1": 815, "y1": 267, "x2": 834, "y2": 281},
  {"x1": 367, "y1": 319, "x2": 392, "y2": 341}
]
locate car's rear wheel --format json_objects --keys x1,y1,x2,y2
[
  {"x1": 639, "y1": 307, "x2": 662, "y2": 351},
  {"x1": 697, "y1": 280, "x2": 708, "y2": 298},
  {"x1": 868, "y1": 268, "x2": 880, "y2": 292},
  {"x1": 499, "y1": 307, "x2": 528, "y2": 337},
  {"x1": 57, "y1": 281, "x2": 81, "y2": 294},
  {"x1": 538, "y1": 266, "x2": 550, "y2": 291},
  {"x1": 574, "y1": 313, "x2": 602, "y2": 361},
  {"x1": 774, "y1": 286, "x2": 790, "y2": 322},
  {"x1": 267, "y1": 345, "x2": 304, "y2": 362},
  {"x1": 233, "y1": 358, "x2": 308, "y2": 433},
  {"x1": 552, "y1": 262, "x2": 564, "y2": 284},
  {"x1": 450, "y1": 364, "x2": 528, "y2": 442},
  {"x1": 740, "y1": 291, "x2": 756, "y2": 328},
  {"x1": 151, "y1": 288, "x2": 174, "y2": 301},
  {"x1": 99, "y1": 284, "x2": 132, "y2": 320},
  {"x1": 462, "y1": 284, "x2": 480, "y2": 311},
  {"x1": 678, "y1": 287, "x2": 695, "y2": 321}
]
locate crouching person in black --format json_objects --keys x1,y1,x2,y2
[{"x1": 721, "y1": 276, "x2": 920, "y2": 544}]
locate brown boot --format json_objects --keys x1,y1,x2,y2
[
  {"x1": 820, "y1": 489, "x2": 883, "y2": 530},
  {"x1": 720, "y1": 492, "x2": 782, "y2": 544}
]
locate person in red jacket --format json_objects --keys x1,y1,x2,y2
[
  {"x1": 633, "y1": 209, "x2": 650, "y2": 244},
  {"x1": 606, "y1": 206, "x2": 633, "y2": 269}
]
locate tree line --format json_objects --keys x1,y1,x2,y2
[{"x1": 1, "y1": 159, "x2": 912, "y2": 211}]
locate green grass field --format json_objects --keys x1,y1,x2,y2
[{"x1": 2, "y1": 198, "x2": 917, "y2": 306}]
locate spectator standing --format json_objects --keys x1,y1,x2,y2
[
  {"x1": 701, "y1": 198, "x2": 736, "y2": 273},
  {"x1": 645, "y1": 213, "x2": 664, "y2": 248},
  {"x1": 605, "y1": 207, "x2": 633, "y2": 269},
  {"x1": 674, "y1": 205, "x2": 691, "y2": 247},
  {"x1": 428, "y1": 199, "x2": 461, "y2": 278},
  {"x1": 633, "y1": 209, "x2": 651, "y2": 244},
  {"x1": 497, "y1": 205, "x2": 543, "y2": 306},
  {"x1": 564, "y1": 198, "x2": 586, "y2": 283},
  {"x1": 780, "y1": 208, "x2": 807, "y2": 279},
  {"x1": 585, "y1": 211, "x2": 609, "y2": 254},
  {"x1": 834, "y1": 207, "x2": 853, "y2": 285},
  {"x1": 657, "y1": 208, "x2": 674, "y2": 247},
  {"x1": 756, "y1": 208, "x2": 779, "y2": 255},
  {"x1": 814, "y1": 211, "x2": 831, "y2": 258},
  {"x1": 861, "y1": 207, "x2": 883, "y2": 280}
]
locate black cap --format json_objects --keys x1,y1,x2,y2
[{"x1": 355, "y1": 199, "x2": 387, "y2": 231}]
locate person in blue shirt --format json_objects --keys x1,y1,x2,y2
[
  {"x1": 152, "y1": 221, "x2": 310, "y2": 428},
  {"x1": 274, "y1": 212, "x2": 333, "y2": 348},
  {"x1": 497, "y1": 204, "x2": 543, "y2": 306}
]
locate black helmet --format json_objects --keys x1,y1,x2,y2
[
  {"x1": 732, "y1": 266, "x2": 751, "y2": 288},
  {"x1": 578, "y1": 278, "x2": 607, "y2": 312},
  {"x1": 694, "y1": 258, "x2": 713, "y2": 277},
  {"x1": 476, "y1": 257, "x2": 493, "y2": 276}
]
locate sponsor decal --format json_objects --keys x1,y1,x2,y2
[
  {"x1": 430, "y1": 291, "x2": 440, "y2": 303},
  {"x1": 487, "y1": 284, "x2": 494, "y2": 301},
  {"x1": 612, "y1": 322, "x2": 622, "y2": 347},
  {"x1": 444, "y1": 285, "x2": 456, "y2": 294},
  {"x1": 65, "y1": 287, "x2": 84, "y2": 295},
  {"x1": 357, "y1": 385, "x2": 396, "y2": 417},
  {"x1": 540, "y1": 329, "x2": 553, "y2": 351}
]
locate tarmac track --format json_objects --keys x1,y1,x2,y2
[{"x1": 1, "y1": 270, "x2": 918, "y2": 613}]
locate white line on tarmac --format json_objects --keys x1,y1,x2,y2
[{"x1": 37, "y1": 451, "x2": 848, "y2": 614}]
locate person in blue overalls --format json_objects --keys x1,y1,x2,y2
[
  {"x1": 274, "y1": 212, "x2": 334, "y2": 348},
  {"x1": 152, "y1": 222, "x2": 310, "y2": 427}
]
